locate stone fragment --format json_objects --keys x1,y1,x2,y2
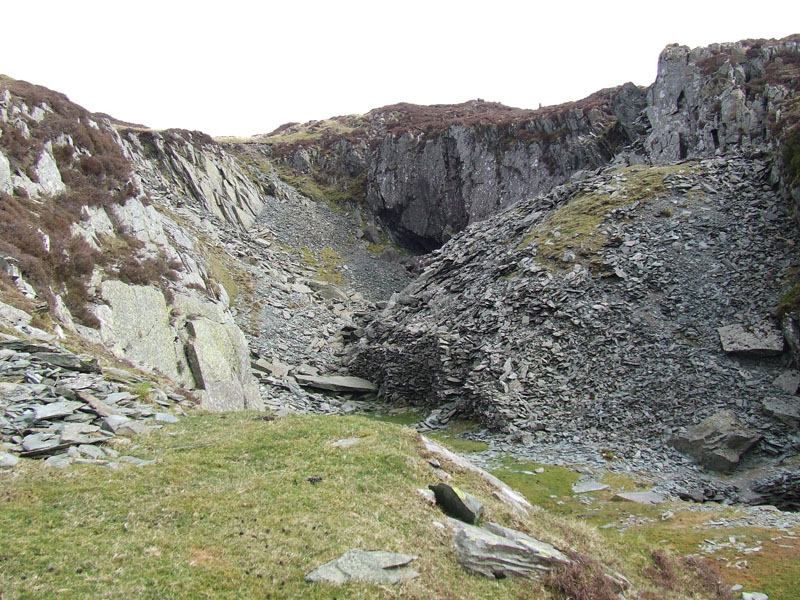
[
  {"x1": 60, "y1": 424, "x2": 106, "y2": 445},
  {"x1": 77, "y1": 444, "x2": 106, "y2": 459},
  {"x1": 0, "y1": 452, "x2": 20, "y2": 468},
  {"x1": 572, "y1": 480, "x2": 610, "y2": 494},
  {"x1": 115, "y1": 421, "x2": 149, "y2": 437},
  {"x1": 101, "y1": 415, "x2": 132, "y2": 434},
  {"x1": 449, "y1": 519, "x2": 570, "y2": 579},
  {"x1": 76, "y1": 391, "x2": 121, "y2": 417},
  {"x1": 44, "y1": 454, "x2": 73, "y2": 468},
  {"x1": 762, "y1": 398, "x2": 800, "y2": 426},
  {"x1": 154, "y1": 413, "x2": 179, "y2": 424},
  {"x1": 772, "y1": 371, "x2": 800, "y2": 395},
  {"x1": 742, "y1": 593, "x2": 769, "y2": 600},
  {"x1": 294, "y1": 374, "x2": 377, "y2": 393},
  {"x1": 331, "y1": 437, "x2": 361, "y2": 449},
  {"x1": 717, "y1": 322, "x2": 784, "y2": 356},
  {"x1": 21, "y1": 433, "x2": 60, "y2": 453},
  {"x1": 670, "y1": 410, "x2": 760, "y2": 473},
  {"x1": 614, "y1": 491, "x2": 665, "y2": 505},
  {"x1": 305, "y1": 550, "x2": 418, "y2": 585},
  {"x1": 252, "y1": 359, "x2": 290, "y2": 379},
  {"x1": 104, "y1": 392, "x2": 136, "y2": 404},
  {"x1": 429, "y1": 483, "x2": 484, "y2": 524},
  {"x1": 32, "y1": 352, "x2": 100, "y2": 373},
  {"x1": 33, "y1": 401, "x2": 84, "y2": 421}
]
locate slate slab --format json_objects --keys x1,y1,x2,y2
[
  {"x1": 294, "y1": 374, "x2": 377, "y2": 393},
  {"x1": 614, "y1": 491, "x2": 665, "y2": 505},
  {"x1": 762, "y1": 397, "x2": 800, "y2": 425},
  {"x1": 305, "y1": 550, "x2": 418, "y2": 585},
  {"x1": 331, "y1": 437, "x2": 362, "y2": 449},
  {"x1": 717, "y1": 322, "x2": 785, "y2": 356},
  {"x1": 448, "y1": 519, "x2": 570, "y2": 579},
  {"x1": 572, "y1": 480, "x2": 610, "y2": 493},
  {"x1": 0, "y1": 452, "x2": 20, "y2": 468},
  {"x1": 31, "y1": 352, "x2": 101, "y2": 373},
  {"x1": 773, "y1": 371, "x2": 800, "y2": 395},
  {"x1": 33, "y1": 400, "x2": 84, "y2": 421}
]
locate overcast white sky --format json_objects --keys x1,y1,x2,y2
[{"x1": 3, "y1": 1, "x2": 798, "y2": 137}]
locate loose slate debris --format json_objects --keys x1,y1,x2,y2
[
  {"x1": 305, "y1": 550, "x2": 418, "y2": 585},
  {"x1": 0, "y1": 334, "x2": 185, "y2": 468},
  {"x1": 429, "y1": 483, "x2": 485, "y2": 524},
  {"x1": 345, "y1": 153, "x2": 800, "y2": 501}
]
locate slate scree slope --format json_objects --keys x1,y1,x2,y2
[{"x1": 1, "y1": 35, "x2": 800, "y2": 506}]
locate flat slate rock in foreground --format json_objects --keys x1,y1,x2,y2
[
  {"x1": 448, "y1": 518, "x2": 570, "y2": 579},
  {"x1": 294, "y1": 374, "x2": 377, "y2": 393},
  {"x1": 305, "y1": 550, "x2": 418, "y2": 585},
  {"x1": 717, "y1": 321, "x2": 785, "y2": 356},
  {"x1": 429, "y1": 482, "x2": 485, "y2": 524}
]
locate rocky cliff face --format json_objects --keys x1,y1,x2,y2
[
  {"x1": 364, "y1": 87, "x2": 648, "y2": 251},
  {"x1": 247, "y1": 88, "x2": 649, "y2": 252},
  {"x1": 646, "y1": 36, "x2": 799, "y2": 164},
  {"x1": 344, "y1": 36, "x2": 800, "y2": 489},
  {"x1": 0, "y1": 76, "x2": 261, "y2": 411},
  {"x1": 253, "y1": 36, "x2": 800, "y2": 257}
]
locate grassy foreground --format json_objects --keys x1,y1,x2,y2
[{"x1": 1, "y1": 413, "x2": 727, "y2": 599}]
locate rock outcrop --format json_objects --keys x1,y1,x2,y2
[
  {"x1": 0, "y1": 76, "x2": 261, "y2": 411},
  {"x1": 646, "y1": 36, "x2": 799, "y2": 163}
]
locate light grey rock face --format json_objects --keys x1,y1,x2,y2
[
  {"x1": 718, "y1": 321, "x2": 785, "y2": 356},
  {"x1": 97, "y1": 281, "x2": 183, "y2": 381},
  {"x1": 647, "y1": 37, "x2": 799, "y2": 164},
  {"x1": 185, "y1": 317, "x2": 262, "y2": 411},
  {"x1": 448, "y1": 519, "x2": 570, "y2": 579},
  {"x1": 120, "y1": 129, "x2": 265, "y2": 231},
  {"x1": 0, "y1": 150, "x2": 12, "y2": 193},
  {"x1": 305, "y1": 550, "x2": 418, "y2": 585},
  {"x1": 670, "y1": 411, "x2": 761, "y2": 473}
]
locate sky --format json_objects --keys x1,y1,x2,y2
[{"x1": 3, "y1": 1, "x2": 799, "y2": 137}]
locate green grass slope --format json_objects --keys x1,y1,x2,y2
[{"x1": 1, "y1": 413, "x2": 728, "y2": 599}]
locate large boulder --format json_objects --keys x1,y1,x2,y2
[
  {"x1": 717, "y1": 321, "x2": 785, "y2": 357},
  {"x1": 429, "y1": 483, "x2": 484, "y2": 524},
  {"x1": 448, "y1": 519, "x2": 570, "y2": 579},
  {"x1": 670, "y1": 410, "x2": 761, "y2": 472},
  {"x1": 185, "y1": 317, "x2": 262, "y2": 411}
]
